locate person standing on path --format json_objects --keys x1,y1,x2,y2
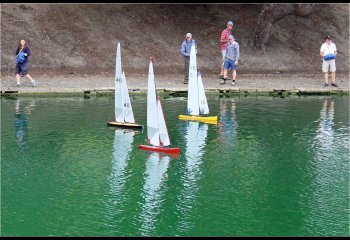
[
  {"x1": 320, "y1": 35, "x2": 338, "y2": 87},
  {"x1": 219, "y1": 20, "x2": 234, "y2": 81},
  {"x1": 220, "y1": 35, "x2": 240, "y2": 86},
  {"x1": 180, "y1": 32, "x2": 197, "y2": 84},
  {"x1": 15, "y1": 39, "x2": 36, "y2": 87}
]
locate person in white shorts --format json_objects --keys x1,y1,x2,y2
[{"x1": 320, "y1": 35, "x2": 338, "y2": 87}]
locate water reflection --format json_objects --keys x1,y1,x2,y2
[
  {"x1": 217, "y1": 98, "x2": 237, "y2": 146},
  {"x1": 108, "y1": 129, "x2": 135, "y2": 202},
  {"x1": 308, "y1": 98, "x2": 349, "y2": 235},
  {"x1": 139, "y1": 152, "x2": 171, "y2": 236},
  {"x1": 106, "y1": 129, "x2": 135, "y2": 228},
  {"x1": 313, "y1": 97, "x2": 335, "y2": 151},
  {"x1": 176, "y1": 121, "x2": 208, "y2": 232},
  {"x1": 14, "y1": 99, "x2": 35, "y2": 149}
]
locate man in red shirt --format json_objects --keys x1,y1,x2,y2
[{"x1": 219, "y1": 21, "x2": 233, "y2": 80}]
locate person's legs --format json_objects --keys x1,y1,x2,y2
[
  {"x1": 25, "y1": 74, "x2": 36, "y2": 87},
  {"x1": 221, "y1": 60, "x2": 230, "y2": 84},
  {"x1": 16, "y1": 74, "x2": 21, "y2": 86},
  {"x1": 20, "y1": 64, "x2": 35, "y2": 87},
  {"x1": 25, "y1": 74, "x2": 33, "y2": 81},
  {"x1": 330, "y1": 72, "x2": 337, "y2": 87},
  {"x1": 220, "y1": 63, "x2": 225, "y2": 78},
  {"x1": 15, "y1": 64, "x2": 21, "y2": 86},
  {"x1": 322, "y1": 60, "x2": 329, "y2": 86},
  {"x1": 329, "y1": 60, "x2": 337, "y2": 87},
  {"x1": 220, "y1": 50, "x2": 226, "y2": 78},
  {"x1": 220, "y1": 68, "x2": 228, "y2": 84},
  {"x1": 231, "y1": 62, "x2": 237, "y2": 86},
  {"x1": 232, "y1": 69, "x2": 237, "y2": 85},
  {"x1": 223, "y1": 69, "x2": 228, "y2": 79},
  {"x1": 324, "y1": 73, "x2": 329, "y2": 85}
]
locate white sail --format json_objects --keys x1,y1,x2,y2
[
  {"x1": 121, "y1": 71, "x2": 135, "y2": 123},
  {"x1": 197, "y1": 71, "x2": 209, "y2": 114},
  {"x1": 114, "y1": 43, "x2": 136, "y2": 123},
  {"x1": 147, "y1": 61, "x2": 160, "y2": 146},
  {"x1": 187, "y1": 44, "x2": 199, "y2": 116},
  {"x1": 157, "y1": 97, "x2": 170, "y2": 147},
  {"x1": 115, "y1": 42, "x2": 124, "y2": 122}
]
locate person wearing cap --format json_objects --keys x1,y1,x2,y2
[
  {"x1": 180, "y1": 32, "x2": 197, "y2": 84},
  {"x1": 320, "y1": 35, "x2": 338, "y2": 87},
  {"x1": 220, "y1": 34, "x2": 240, "y2": 86},
  {"x1": 219, "y1": 21, "x2": 234, "y2": 80}
]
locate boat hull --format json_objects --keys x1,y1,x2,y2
[
  {"x1": 139, "y1": 144, "x2": 180, "y2": 154},
  {"x1": 178, "y1": 115, "x2": 218, "y2": 124},
  {"x1": 107, "y1": 121, "x2": 143, "y2": 129}
]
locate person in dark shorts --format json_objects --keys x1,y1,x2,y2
[{"x1": 15, "y1": 39, "x2": 36, "y2": 87}]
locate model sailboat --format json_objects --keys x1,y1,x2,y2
[
  {"x1": 138, "y1": 58, "x2": 180, "y2": 155},
  {"x1": 178, "y1": 44, "x2": 218, "y2": 124},
  {"x1": 107, "y1": 43, "x2": 143, "y2": 129}
]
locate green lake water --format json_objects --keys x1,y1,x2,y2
[{"x1": 1, "y1": 94, "x2": 349, "y2": 236}]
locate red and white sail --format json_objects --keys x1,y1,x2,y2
[{"x1": 147, "y1": 60, "x2": 171, "y2": 147}]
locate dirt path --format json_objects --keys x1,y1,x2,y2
[{"x1": 1, "y1": 73, "x2": 349, "y2": 95}]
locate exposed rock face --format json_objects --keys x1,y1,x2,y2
[
  {"x1": 254, "y1": 4, "x2": 316, "y2": 51},
  {"x1": 1, "y1": 4, "x2": 349, "y2": 76}
]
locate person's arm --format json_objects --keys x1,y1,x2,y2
[
  {"x1": 220, "y1": 30, "x2": 228, "y2": 43},
  {"x1": 181, "y1": 42, "x2": 190, "y2": 57},
  {"x1": 320, "y1": 45, "x2": 324, "y2": 57},
  {"x1": 334, "y1": 44, "x2": 337, "y2": 56},
  {"x1": 15, "y1": 47, "x2": 19, "y2": 55},
  {"x1": 180, "y1": 42, "x2": 185, "y2": 56},
  {"x1": 24, "y1": 46, "x2": 30, "y2": 57},
  {"x1": 224, "y1": 43, "x2": 229, "y2": 59},
  {"x1": 235, "y1": 43, "x2": 240, "y2": 64}
]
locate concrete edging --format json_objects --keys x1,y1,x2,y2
[{"x1": 1, "y1": 88, "x2": 348, "y2": 97}]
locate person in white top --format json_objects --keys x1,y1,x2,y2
[{"x1": 320, "y1": 35, "x2": 338, "y2": 87}]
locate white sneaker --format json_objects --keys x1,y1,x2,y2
[
  {"x1": 15, "y1": 82, "x2": 21, "y2": 87},
  {"x1": 231, "y1": 81, "x2": 235, "y2": 86},
  {"x1": 31, "y1": 80, "x2": 36, "y2": 87}
]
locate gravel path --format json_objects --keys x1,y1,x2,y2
[{"x1": 1, "y1": 73, "x2": 349, "y2": 95}]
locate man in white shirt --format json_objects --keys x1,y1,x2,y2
[{"x1": 320, "y1": 35, "x2": 338, "y2": 87}]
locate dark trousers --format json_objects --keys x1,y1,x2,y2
[{"x1": 184, "y1": 57, "x2": 190, "y2": 83}]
